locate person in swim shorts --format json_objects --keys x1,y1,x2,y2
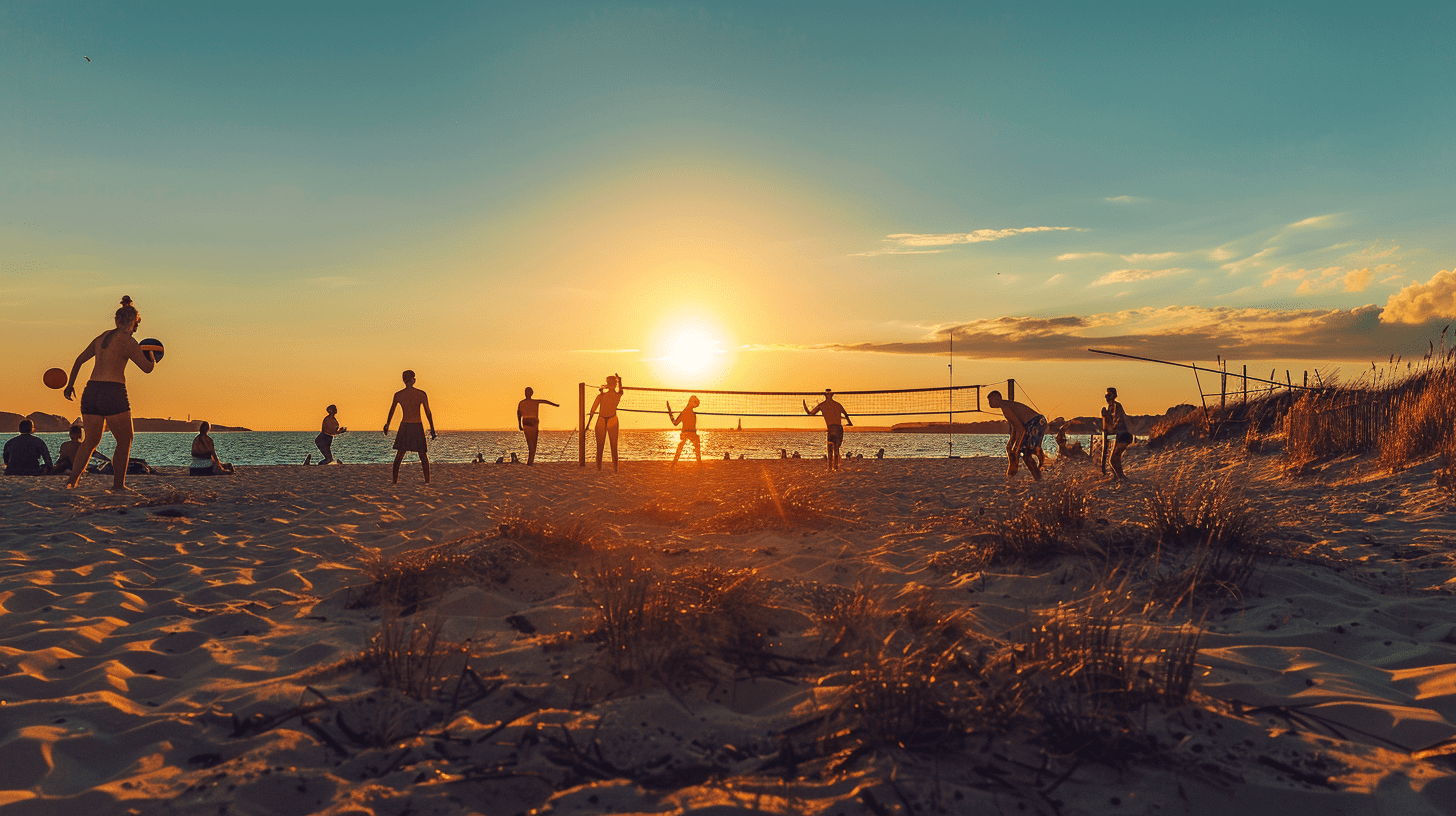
[
  {"x1": 588, "y1": 374, "x2": 623, "y2": 472},
  {"x1": 987, "y1": 389, "x2": 1044, "y2": 481},
  {"x1": 311, "y1": 405, "x2": 347, "y2": 465},
  {"x1": 1102, "y1": 386, "x2": 1133, "y2": 481},
  {"x1": 383, "y1": 370, "x2": 436, "y2": 484},
  {"x1": 517, "y1": 387, "x2": 559, "y2": 465},
  {"x1": 667, "y1": 395, "x2": 702, "y2": 463},
  {"x1": 63, "y1": 296, "x2": 157, "y2": 491},
  {"x1": 805, "y1": 388, "x2": 853, "y2": 471}
]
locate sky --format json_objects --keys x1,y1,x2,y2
[{"x1": 5, "y1": 2, "x2": 1456, "y2": 430}]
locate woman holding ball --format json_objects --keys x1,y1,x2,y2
[{"x1": 63, "y1": 296, "x2": 157, "y2": 491}]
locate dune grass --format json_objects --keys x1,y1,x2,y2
[
  {"x1": 1143, "y1": 470, "x2": 1265, "y2": 608},
  {"x1": 356, "y1": 616, "x2": 470, "y2": 701},
  {"x1": 704, "y1": 483, "x2": 839, "y2": 533}
]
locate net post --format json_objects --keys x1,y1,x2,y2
[
  {"x1": 1008, "y1": 378, "x2": 1015, "y2": 402},
  {"x1": 578, "y1": 382, "x2": 586, "y2": 467}
]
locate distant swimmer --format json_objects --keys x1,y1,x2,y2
[
  {"x1": 667, "y1": 395, "x2": 702, "y2": 463},
  {"x1": 517, "y1": 387, "x2": 559, "y2": 465},
  {"x1": 63, "y1": 296, "x2": 156, "y2": 491},
  {"x1": 804, "y1": 388, "x2": 852, "y2": 471},
  {"x1": 987, "y1": 390, "x2": 1044, "y2": 481},
  {"x1": 383, "y1": 370, "x2": 436, "y2": 484},
  {"x1": 314, "y1": 404, "x2": 347, "y2": 465},
  {"x1": 588, "y1": 373, "x2": 623, "y2": 472},
  {"x1": 190, "y1": 422, "x2": 236, "y2": 475},
  {"x1": 1102, "y1": 387, "x2": 1133, "y2": 481}
]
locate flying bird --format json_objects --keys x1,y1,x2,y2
[{"x1": 84, "y1": 56, "x2": 91, "y2": 62}]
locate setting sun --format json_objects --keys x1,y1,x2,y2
[{"x1": 649, "y1": 318, "x2": 734, "y2": 386}]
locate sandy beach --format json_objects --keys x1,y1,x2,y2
[{"x1": 2, "y1": 446, "x2": 1456, "y2": 815}]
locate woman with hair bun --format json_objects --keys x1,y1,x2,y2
[{"x1": 63, "y1": 296, "x2": 158, "y2": 491}]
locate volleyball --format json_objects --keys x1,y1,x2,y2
[
  {"x1": 139, "y1": 338, "x2": 165, "y2": 363},
  {"x1": 43, "y1": 368, "x2": 67, "y2": 389}
]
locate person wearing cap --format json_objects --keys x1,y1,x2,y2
[
  {"x1": 3, "y1": 420, "x2": 53, "y2": 476},
  {"x1": 804, "y1": 389, "x2": 853, "y2": 471}
]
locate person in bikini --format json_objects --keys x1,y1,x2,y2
[
  {"x1": 1102, "y1": 386, "x2": 1133, "y2": 481},
  {"x1": 383, "y1": 370, "x2": 436, "y2": 484},
  {"x1": 517, "y1": 387, "x2": 558, "y2": 465},
  {"x1": 190, "y1": 421, "x2": 235, "y2": 475},
  {"x1": 804, "y1": 388, "x2": 852, "y2": 471},
  {"x1": 309, "y1": 405, "x2": 347, "y2": 465},
  {"x1": 667, "y1": 395, "x2": 702, "y2": 463},
  {"x1": 588, "y1": 373, "x2": 623, "y2": 472},
  {"x1": 63, "y1": 296, "x2": 157, "y2": 491},
  {"x1": 987, "y1": 389, "x2": 1044, "y2": 481}
]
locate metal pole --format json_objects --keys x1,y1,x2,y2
[
  {"x1": 1008, "y1": 378, "x2": 1015, "y2": 402},
  {"x1": 1084, "y1": 349, "x2": 1321, "y2": 391},
  {"x1": 948, "y1": 330, "x2": 953, "y2": 458},
  {"x1": 578, "y1": 382, "x2": 586, "y2": 467}
]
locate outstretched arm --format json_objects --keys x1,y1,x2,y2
[
  {"x1": 542, "y1": 400, "x2": 559, "y2": 408},
  {"x1": 666, "y1": 400, "x2": 680, "y2": 425},
  {"x1": 63, "y1": 339, "x2": 98, "y2": 401}
]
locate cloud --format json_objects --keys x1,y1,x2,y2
[
  {"x1": 1209, "y1": 248, "x2": 1235, "y2": 262},
  {"x1": 882, "y1": 226, "x2": 1083, "y2": 248},
  {"x1": 1093, "y1": 267, "x2": 1188, "y2": 285},
  {"x1": 1287, "y1": 214, "x2": 1336, "y2": 230},
  {"x1": 1104, "y1": 195, "x2": 1145, "y2": 203},
  {"x1": 1345, "y1": 241, "x2": 1401, "y2": 263},
  {"x1": 1222, "y1": 247, "x2": 1277, "y2": 275},
  {"x1": 1120, "y1": 252, "x2": 1179, "y2": 263},
  {"x1": 1266, "y1": 264, "x2": 1393, "y2": 293},
  {"x1": 1382, "y1": 268, "x2": 1456, "y2": 325},
  {"x1": 849, "y1": 248, "x2": 949, "y2": 257},
  {"x1": 1043, "y1": 273, "x2": 1066, "y2": 286},
  {"x1": 570, "y1": 348, "x2": 642, "y2": 354},
  {"x1": 1057, "y1": 252, "x2": 1109, "y2": 261},
  {"x1": 807, "y1": 303, "x2": 1447, "y2": 361}
]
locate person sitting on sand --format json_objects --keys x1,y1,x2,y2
[
  {"x1": 62, "y1": 295, "x2": 157, "y2": 491},
  {"x1": 3, "y1": 420, "x2": 53, "y2": 476},
  {"x1": 517, "y1": 387, "x2": 559, "y2": 466},
  {"x1": 667, "y1": 395, "x2": 702, "y2": 463},
  {"x1": 987, "y1": 390, "x2": 1045, "y2": 481},
  {"x1": 51, "y1": 424, "x2": 110, "y2": 475},
  {"x1": 804, "y1": 388, "x2": 852, "y2": 471},
  {"x1": 588, "y1": 374, "x2": 623, "y2": 472},
  {"x1": 312, "y1": 405, "x2": 347, "y2": 465},
  {"x1": 190, "y1": 422, "x2": 236, "y2": 475},
  {"x1": 1102, "y1": 386, "x2": 1133, "y2": 481},
  {"x1": 1055, "y1": 428, "x2": 1087, "y2": 460},
  {"x1": 384, "y1": 370, "x2": 436, "y2": 485}
]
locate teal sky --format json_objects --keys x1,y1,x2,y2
[{"x1": 5, "y1": 2, "x2": 1456, "y2": 428}]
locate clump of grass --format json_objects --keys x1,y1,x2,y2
[
  {"x1": 357, "y1": 616, "x2": 469, "y2": 701},
  {"x1": 628, "y1": 497, "x2": 688, "y2": 524},
  {"x1": 352, "y1": 533, "x2": 527, "y2": 608},
  {"x1": 134, "y1": 488, "x2": 216, "y2": 507},
  {"x1": 705, "y1": 484, "x2": 838, "y2": 533},
  {"x1": 1378, "y1": 365, "x2": 1456, "y2": 471},
  {"x1": 1144, "y1": 471, "x2": 1265, "y2": 607},
  {"x1": 495, "y1": 513, "x2": 596, "y2": 562},
  {"x1": 1437, "y1": 443, "x2": 1456, "y2": 505},
  {"x1": 993, "y1": 480, "x2": 1090, "y2": 563}
]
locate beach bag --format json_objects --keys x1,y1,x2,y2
[{"x1": 97, "y1": 458, "x2": 152, "y2": 475}]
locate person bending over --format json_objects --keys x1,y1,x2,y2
[
  {"x1": 667, "y1": 395, "x2": 702, "y2": 463},
  {"x1": 312, "y1": 405, "x2": 347, "y2": 465},
  {"x1": 63, "y1": 296, "x2": 157, "y2": 491},
  {"x1": 3, "y1": 420, "x2": 52, "y2": 476},
  {"x1": 804, "y1": 389, "x2": 852, "y2": 471},
  {"x1": 384, "y1": 370, "x2": 436, "y2": 484},
  {"x1": 987, "y1": 390, "x2": 1045, "y2": 481},
  {"x1": 517, "y1": 387, "x2": 559, "y2": 465},
  {"x1": 190, "y1": 422, "x2": 236, "y2": 475}
]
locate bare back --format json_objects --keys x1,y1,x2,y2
[
  {"x1": 518, "y1": 398, "x2": 544, "y2": 420},
  {"x1": 88, "y1": 330, "x2": 149, "y2": 383},
  {"x1": 392, "y1": 386, "x2": 428, "y2": 423},
  {"x1": 998, "y1": 399, "x2": 1040, "y2": 427},
  {"x1": 810, "y1": 398, "x2": 848, "y2": 426}
]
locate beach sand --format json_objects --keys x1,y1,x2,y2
[{"x1": 2, "y1": 446, "x2": 1456, "y2": 815}]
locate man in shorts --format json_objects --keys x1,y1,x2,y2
[
  {"x1": 516, "y1": 387, "x2": 559, "y2": 465},
  {"x1": 987, "y1": 390, "x2": 1044, "y2": 481},
  {"x1": 383, "y1": 370, "x2": 437, "y2": 484},
  {"x1": 1101, "y1": 386, "x2": 1133, "y2": 481},
  {"x1": 804, "y1": 389, "x2": 853, "y2": 471}
]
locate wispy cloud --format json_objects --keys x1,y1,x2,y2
[
  {"x1": 1103, "y1": 195, "x2": 1145, "y2": 203},
  {"x1": 1264, "y1": 264, "x2": 1394, "y2": 293},
  {"x1": 1057, "y1": 252, "x2": 1109, "y2": 261},
  {"x1": 1222, "y1": 247, "x2": 1277, "y2": 274},
  {"x1": 1043, "y1": 273, "x2": 1066, "y2": 286},
  {"x1": 1093, "y1": 267, "x2": 1188, "y2": 285},
  {"x1": 1209, "y1": 247, "x2": 1235, "y2": 262},
  {"x1": 1120, "y1": 252, "x2": 1179, "y2": 263},
  {"x1": 849, "y1": 248, "x2": 949, "y2": 257},
  {"x1": 1287, "y1": 214, "x2": 1337, "y2": 230},
  {"x1": 1345, "y1": 241, "x2": 1401, "y2": 263},
  {"x1": 882, "y1": 226, "x2": 1084, "y2": 248}
]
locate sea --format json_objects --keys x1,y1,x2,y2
[{"x1": 29, "y1": 429, "x2": 1077, "y2": 467}]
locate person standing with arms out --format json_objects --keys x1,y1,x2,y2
[
  {"x1": 63, "y1": 296, "x2": 156, "y2": 491},
  {"x1": 588, "y1": 373, "x2": 623, "y2": 472},
  {"x1": 383, "y1": 370, "x2": 436, "y2": 484},
  {"x1": 667, "y1": 395, "x2": 701, "y2": 463},
  {"x1": 311, "y1": 405, "x2": 347, "y2": 465},
  {"x1": 987, "y1": 389, "x2": 1045, "y2": 481},
  {"x1": 517, "y1": 387, "x2": 558, "y2": 465},
  {"x1": 804, "y1": 388, "x2": 852, "y2": 471},
  {"x1": 1102, "y1": 387, "x2": 1133, "y2": 481}
]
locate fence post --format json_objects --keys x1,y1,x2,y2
[
  {"x1": 1008, "y1": 378, "x2": 1015, "y2": 402},
  {"x1": 578, "y1": 382, "x2": 586, "y2": 467}
]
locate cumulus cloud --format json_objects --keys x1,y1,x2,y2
[
  {"x1": 882, "y1": 226, "x2": 1083, "y2": 247},
  {"x1": 1222, "y1": 247, "x2": 1277, "y2": 275},
  {"x1": 1265, "y1": 265, "x2": 1392, "y2": 293},
  {"x1": 803, "y1": 303, "x2": 1448, "y2": 361},
  {"x1": 1382, "y1": 268, "x2": 1456, "y2": 325},
  {"x1": 1093, "y1": 267, "x2": 1188, "y2": 285},
  {"x1": 1057, "y1": 252, "x2": 1109, "y2": 261}
]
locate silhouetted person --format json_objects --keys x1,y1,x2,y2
[
  {"x1": 588, "y1": 374, "x2": 623, "y2": 471},
  {"x1": 52, "y1": 425, "x2": 109, "y2": 475},
  {"x1": 987, "y1": 390, "x2": 1044, "y2": 481},
  {"x1": 384, "y1": 370, "x2": 436, "y2": 484},
  {"x1": 1102, "y1": 387, "x2": 1133, "y2": 481},
  {"x1": 804, "y1": 389, "x2": 852, "y2": 471},
  {"x1": 667, "y1": 395, "x2": 701, "y2": 463},
  {"x1": 4, "y1": 420, "x2": 52, "y2": 475},
  {"x1": 313, "y1": 405, "x2": 347, "y2": 465},
  {"x1": 517, "y1": 387, "x2": 559, "y2": 465},
  {"x1": 63, "y1": 296, "x2": 156, "y2": 491},
  {"x1": 1055, "y1": 428, "x2": 1088, "y2": 460},
  {"x1": 190, "y1": 422, "x2": 235, "y2": 475}
]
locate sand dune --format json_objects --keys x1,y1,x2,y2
[{"x1": 2, "y1": 447, "x2": 1455, "y2": 814}]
